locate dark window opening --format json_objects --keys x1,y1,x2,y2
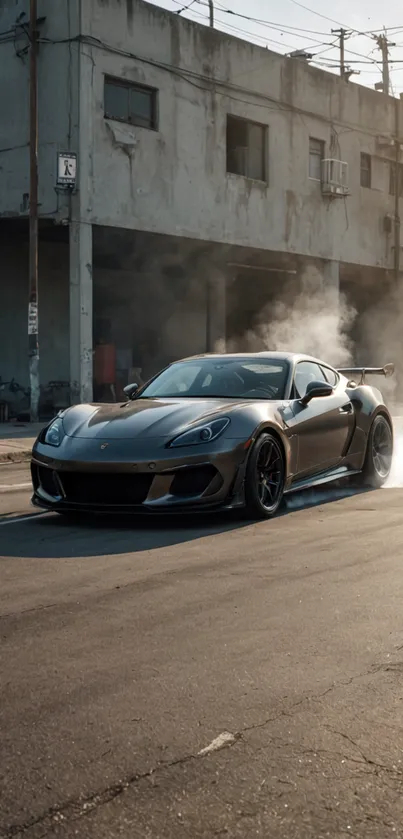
[
  {"x1": 226, "y1": 115, "x2": 267, "y2": 182},
  {"x1": 104, "y1": 77, "x2": 157, "y2": 130},
  {"x1": 360, "y1": 153, "x2": 371, "y2": 188},
  {"x1": 309, "y1": 137, "x2": 325, "y2": 180},
  {"x1": 389, "y1": 161, "x2": 403, "y2": 197}
]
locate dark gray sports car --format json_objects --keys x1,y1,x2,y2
[{"x1": 31, "y1": 352, "x2": 394, "y2": 519}]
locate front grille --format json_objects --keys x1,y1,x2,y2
[
  {"x1": 58, "y1": 472, "x2": 153, "y2": 506},
  {"x1": 37, "y1": 465, "x2": 61, "y2": 497},
  {"x1": 170, "y1": 465, "x2": 220, "y2": 497}
]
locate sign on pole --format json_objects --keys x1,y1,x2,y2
[{"x1": 57, "y1": 152, "x2": 77, "y2": 187}]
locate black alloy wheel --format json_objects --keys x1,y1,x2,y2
[
  {"x1": 362, "y1": 414, "x2": 393, "y2": 488},
  {"x1": 245, "y1": 432, "x2": 285, "y2": 519}
]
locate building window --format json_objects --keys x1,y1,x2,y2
[
  {"x1": 226, "y1": 115, "x2": 267, "y2": 182},
  {"x1": 389, "y1": 161, "x2": 403, "y2": 197},
  {"x1": 309, "y1": 137, "x2": 325, "y2": 180},
  {"x1": 104, "y1": 77, "x2": 157, "y2": 129},
  {"x1": 360, "y1": 153, "x2": 371, "y2": 188}
]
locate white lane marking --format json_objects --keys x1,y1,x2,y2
[
  {"x1": 0, "y1": 483, "x2": 31, "y2": 493},
  {"x1": 198, "y1": 732, "x2": 238, "y2": 756},
  {"x1": 0, "y1": 512, "x2": 49, "y2": 526}
]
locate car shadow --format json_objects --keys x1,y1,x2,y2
[
  {"x1": 1, "y1": 484, "x2": 374, "y2": 560},
  {"x1": 2, "y1": 510, "x2": 252, "y2": 558}
]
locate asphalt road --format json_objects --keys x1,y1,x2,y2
[{"x1": 2, "y1": 463, "x2": 403, "y2": 838}]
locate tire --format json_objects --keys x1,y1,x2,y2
[
  {"x1": 244, "y1": 432, "x2": 286, "y2": 520},
  {"x1": 360, "y1": 414, "x2": 393, "y2": 488}
]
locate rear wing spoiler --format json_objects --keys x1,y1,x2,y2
[{"x1": 338, "y1": 363, "x2": 394, "y2": 385}]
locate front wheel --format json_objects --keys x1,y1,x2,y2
[
  {"x1": 244, "y1": 433, "x2": 285, "y2": 519},
  {"x1": 360, "y1": 414, "x2": 393, "y2": 488}
]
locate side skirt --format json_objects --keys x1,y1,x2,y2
[{"x1": 285, "y1": 466, "x2": 362, "y2": 495}]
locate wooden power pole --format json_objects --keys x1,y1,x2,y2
[
  {"x1": 332, "y1": 28, "x2": 348, "y2": 77},
  {"x1": 28, "y1": 0, "x2": 40, "y2": 422},
  {"x1": 374, "y1": 32, "x2": 395, "y2": 95}
]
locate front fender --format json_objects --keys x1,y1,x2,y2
[{"x1": 244, "y1": 420, "x2": 296, "y2": 486}]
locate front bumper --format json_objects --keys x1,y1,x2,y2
[{"x1": 31, "y1": 436, "x2": 248, "y2": 514}]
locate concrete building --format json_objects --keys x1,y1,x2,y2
[{"x1": 0, "y1": 0, "x2": 402, "y2": 415}]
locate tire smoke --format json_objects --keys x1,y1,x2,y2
[{"x1": 223, "y1": 267, "x2": 356, "y2": 367}]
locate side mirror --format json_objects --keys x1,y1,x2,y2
[
  {"x1": 123, "y1": 383, "x2": 139, "y2": 400},
  {"x1": 300, "y1": 380, "x2": 333, "y2": 406}
]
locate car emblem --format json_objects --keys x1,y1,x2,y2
[{"x1": 100, "y1": 443, "x2": 108, "y2": 450}]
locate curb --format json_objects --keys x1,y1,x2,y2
[{"x1": 0, "y1": 451, "x2": 31, "y2": 464}]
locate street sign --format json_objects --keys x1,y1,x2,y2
[{"x1": 57, "y1": 152, "x2": 77, "y2": 187}]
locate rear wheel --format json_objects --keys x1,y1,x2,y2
[
  {"x1": 244, "y1": 433, "x2": 285, "y2": 519},
  {"x1": 361, "y1": 414, "x2": 393, "y2": 488}
]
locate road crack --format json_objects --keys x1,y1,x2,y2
[{"x1": 2, "y1": 661, "x2": 394, "y2": 838}]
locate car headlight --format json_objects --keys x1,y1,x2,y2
[
  {"x1": 44, "y1": 417, "x2": 65, "y2": 447},
  {"x1": 168, "y1": 418, "x2": 230, "y2": 448}
]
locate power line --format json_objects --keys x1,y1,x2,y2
[
  {"x1": 175, "y1": 1, "x2": 390, "y2": 72},
  {"x1": 285, "y1": 0, "x2": 377, "y2": 37},
  {"x1": 185, "y1": 0, "x2": 332, "y2": 45},
  {"x1": 194, "y1": 0, "x2": 331, "y2": 36},
  {"x1": 176, "y1": 0, "x2": 197, "y2": 14},
  {"x1": 170, "y1": 0, "x2": 332, "y2": 53},
  {"x1": 195, "y1": 0, "x2": 403, "y2": 39}
]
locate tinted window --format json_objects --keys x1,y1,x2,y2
[
  {"x1": 294, "y1": 361, "x2": 327, "y2": 399},
  {"x1": 139, "y1": 358, "x2": 289, "y2": 400}
]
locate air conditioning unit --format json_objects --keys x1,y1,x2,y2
[{"x1": 321, "y1": 159, "x2": 350, "y2": 197}]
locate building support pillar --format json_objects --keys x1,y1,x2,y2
[
  {"x1": 323, "y1": 259, "x2": 340, "y2": 304},
  {"x1": 69, "y1": 221, "x2": 93, "y2": 404}
]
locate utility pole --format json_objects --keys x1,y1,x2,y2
[
  {"x1": 28, "y1": 0, "x2": 39, "y2": 422},
  {"x1": 332, "y1": 28, "x2": 348, "y2": 77},
  {"x1": 374, "y1": 32, "x2": 395, "y2": 95},
  {"x1": 208, "y1": 0, "x2": 214, "y2": 27},
  {"x1": 394, "y1": 97, "x2": 400, "y2": 286},
  {"x1": 205, "y1": 0, "x2": 214, "y2": 344}
]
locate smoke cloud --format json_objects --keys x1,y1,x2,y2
[{"x1": 223, "y1": 267, "x2": 356, "y2": 367}]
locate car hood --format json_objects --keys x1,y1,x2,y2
[{"x1": 61, "y1": 397, "x2": 257, "y2": 440}]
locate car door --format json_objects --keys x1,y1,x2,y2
[{"x1": 289, "y1": 361, "x2": 354, "y2": 478}]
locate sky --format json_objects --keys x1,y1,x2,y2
[{"x1": 146, "y1": 0, "x2": 403, "y2": 94}]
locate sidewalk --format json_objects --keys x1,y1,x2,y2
[{"x1": 0, "y1": 423, "x2": 44, "y2": 463}]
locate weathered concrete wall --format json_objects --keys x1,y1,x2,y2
[
  {"x1": 1, "y1": 0, "x2": 400, "y2": 270},
  {"x1": 79, "y1": 0, "x2": 401, "y2": 269},
  {"x1": 0, "y1": 0, "x2": 79, "y2": 220}
]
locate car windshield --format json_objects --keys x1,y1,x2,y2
[{"x1": 138, "y1": 358, "x2": 289, "y2": 400}]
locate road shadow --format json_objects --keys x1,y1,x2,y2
[
  {"x1": 1, "y1": 484, "x2": 374, "y2": 560},
  {"x1": 1, "y1": 509, "x2": 252, "y2": 558}
]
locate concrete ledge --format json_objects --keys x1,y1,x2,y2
[
  {"x1": 0, "y1": 449, "x2": 32, "y2": 464},
  {"x1": 0, "y1": 423, "x2": 43, "y2": 464}
]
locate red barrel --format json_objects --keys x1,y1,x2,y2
[{"x1": 94, "y1": 343, "x2": 116, "y2": 385}]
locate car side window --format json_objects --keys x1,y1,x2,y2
[
  {"x1": 293, "y1": 361, "x2": 328, "y2": 399},
  {"x1": 320, "y1": 366, "x2": 338, "y2": 387}
]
